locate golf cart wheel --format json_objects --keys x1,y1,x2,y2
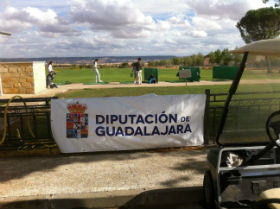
[{"x1": 203, "y1": 170, "x2": 216, "y2": 209}]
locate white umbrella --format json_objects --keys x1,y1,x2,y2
[
  {"x1": 0, "y1": 31, "x2": 11, "y2": 36},
  {"x1": 230, "y1": 38, "x2": 280, "y2": 56}
]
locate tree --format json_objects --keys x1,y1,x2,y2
[
  {"x1": 148, "y1": 61, "x2": 155, "y2": 66},
  {"x1": 208, "y1": 52, "x2": 216, "y2": 64},
  {"x1": 221, "y1": 49, "x2": 233, "y2": 66},
  {"x1": 237, "y1": 7, "x2": 280, "y2": 73},
  {"x1": 232, "y1": 53, "x2": 242, "y2": 66},
  {"x1": 189, "y1": 54, "x2": 197, "y2": 66},
  {"x1": 119, "y1": 62, "x2": 129, "y2": 68},
  {"x1": 236, "y1": 7, "x2": 280, "y2": 43},
  {"x1": 214, "y1": 49, "x2": 223, "y2": 64},
  {"x1": 183, "y1": 56, "x2": 192, "y2": 66},
  {"x1": 159, "y1": 59, "x2": 169, "y2": 66},
  {"x1": 263, "y1": 0, "x2": 280, "y2": 7},
  {"x1": 196, "y1": 53, "x2": 204, "y2": 66},
  {"x1": 172, "y1": 57, "x2": 180, "y2": 65}
]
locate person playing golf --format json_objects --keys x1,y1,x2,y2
[{"x1": 93, "y1": 59, "x2": 103, "y2": 83}]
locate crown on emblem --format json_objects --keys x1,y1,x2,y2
[{"x1": 67, "y1": 102, "x2": 87, "y2": 113}]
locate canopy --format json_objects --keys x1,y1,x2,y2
[
  {"x1": 0, "y1": 32, "x2": 11, "y2": 36},
  {"x1": 230, "y1": 38, "x2": 280, "y2": 56}
]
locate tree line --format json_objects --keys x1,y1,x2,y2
[{"x1": 145, "y1": 49, "x2": 242, "y2": 67}]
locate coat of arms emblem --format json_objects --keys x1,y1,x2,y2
[{"x1": 66, "y1": 102, "x2": 88, "y2": 138}]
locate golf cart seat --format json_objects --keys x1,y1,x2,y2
[{"x1": 254, "y1": 188, "x2": 280, "y2": 209}]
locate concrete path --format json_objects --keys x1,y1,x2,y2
[
  {"x1": 0, "y1": 147, "x2": 208, "y2": 209},
  {"x1": 1, "y1": 78, "x2": 280, "y2": 100},
  {"x1": 0, "y1": 81, "x2": 232, "y2": 99}
]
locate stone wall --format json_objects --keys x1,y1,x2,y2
[{"x1": 0, "y1": 62, "x2": 46, "y2": 94}]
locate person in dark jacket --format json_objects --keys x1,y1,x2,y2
[
  {"x1": 46, "y1": 61, "x2": 57, "y2": 88},
  {"x1": 136, "y1": 57, "x2": 143, "y2": 84}
]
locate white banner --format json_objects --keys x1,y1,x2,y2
[{"x1": 51, "y1": 94, "x2": 206, "y2": 153}]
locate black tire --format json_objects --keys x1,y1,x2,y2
[{"x1": 203, "y1": 170, "x2": 216, "y2": 209}]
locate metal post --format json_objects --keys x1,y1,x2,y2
[
  {"x1": 216, "y1": 52, "x2": 249, "y2": 145},
  {"x1": 204, "y1": 89, "x2": 210, "y2": 145}
]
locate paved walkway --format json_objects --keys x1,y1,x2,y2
[
  {"x1": 0, "y1": 81, "x2": 232, "y2": 99},
  {"x1": 0, "y1": 147, "x2": 208, "y2": 209},
  {"x1": 1, "y1": 78, "x2": 280, "y2": 100}
]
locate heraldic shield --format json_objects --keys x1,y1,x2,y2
[{"x1": 66, "y1": 102, "x2": 88, "y2": 138}]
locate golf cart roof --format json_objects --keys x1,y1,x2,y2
[
  {"x1": 230, "y1": 38, "x2": 280, "y2": 56},
  {"x1": 0, "y1": 31, "x2": 11, "y2": 36}
]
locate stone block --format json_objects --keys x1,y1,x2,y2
[
  {"x1": 19, "y1": 78, "x2": 26, "y2": 82},
  {"x1": 19, "y1": 73, "x2": 27, "y2": 76},
  {"x1": 19, "y1": 88, "x2": 26, "y2": 94},
  {"x1": 25, "y1": 66, "x2": 33, "y2": 72},
  {"x1": 17, "y1": 68, "x2": 24, "y2": 73},
  {"x1": 21, "y1": 82, "x2": 32, "y2": 87},
  {"x1": 14, "y1": 83, "x2": 21, "y2": 88},
  {"x1": 26, "y1": 88, "x2": 34, "y2": 94},
  {"x1": 8, "y1": 67, "x2": 18, "y2": 73},
  {"x1": 26, "y1": 77, "x2": 34, "y2": 82},
  {"x1": 3, "y1": 88, "x2": 19, "y2": 94},
  {"x1": 2, "y1": 77, "x2": 10, "y2": 83},
  {"x1": 3, "y1": 73, "x2": 20, "y2": 78},
  {"x1": 3, "y1": 77, "x2": 19, "y2": 83},
  {"x1": 0, "y1": 68, "x2": 8, "y2": 73},
  {"x1": 2, "y1": 82, "x2": 13, "y2": 88}
]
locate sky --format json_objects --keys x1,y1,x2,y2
[{"x1": 0, "y1": 0, "x2": 272, "y2": 58}]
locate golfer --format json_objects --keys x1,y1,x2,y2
[
  {"x1": 93, "y1": 59, "x2": 103, "y2": 83},
  {"x1": 46, "y1": 61, "x2": 57, "y2": 88},
  {"x1": 136, "y1": 57, "x2": 143, "y2": 84},
  {"x1": 132, "y1": 62, "x2": 138, "y2": 84},
  {"x1": 48, "y1": 61, "x2": 53, "y2": 73}
]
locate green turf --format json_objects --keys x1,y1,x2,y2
[
  {"x1": 53, "y1": 68, "x2": 132, "y2": 84},
  {"x1": 56, "y1": 84, "x2": 231, "y2": 98},
  {"x1": 53, "y1": 67, "x2": 215, "y2": 84},
  {"x1": 242, "y1": 70, "x2": 280, "y2": 80},
  {"x1": 53, "y1": 66, "x2": 280, "y2": 85}
]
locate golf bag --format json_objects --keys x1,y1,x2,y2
[{"x1": 46, "y1": 71, "x2": 57, "y2": 88}]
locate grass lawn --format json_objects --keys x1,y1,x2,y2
[
  {"x1": 56, "y1": 84, "x2": 231, "y2": 98},
  {"x1": 53, "y1": 67, "x2": 214, "y2": 84},
  {"x1": 53, "y1": 66, "x2": 280, "y2": 85},
  {"x1": 242, "y1": 69, "x2": 280, "y2": 80},
  {"x1": 56, "y1": 82, "x2": 280, "y2": 99}
]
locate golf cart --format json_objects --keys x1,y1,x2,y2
[{"x1": 203, "y1": 39, "x2": 280, "y2": 209}]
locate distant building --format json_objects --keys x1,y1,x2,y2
[{"x1": 203, "y1": 56, "x2": 210, "y2": 66}]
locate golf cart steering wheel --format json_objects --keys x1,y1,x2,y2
[
  {"x1": 266, "y1": 110, "x2": 280, "y2": 148},
  {"x1": 242, "y1": 111, "x2": 280, "y2": 166}
]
